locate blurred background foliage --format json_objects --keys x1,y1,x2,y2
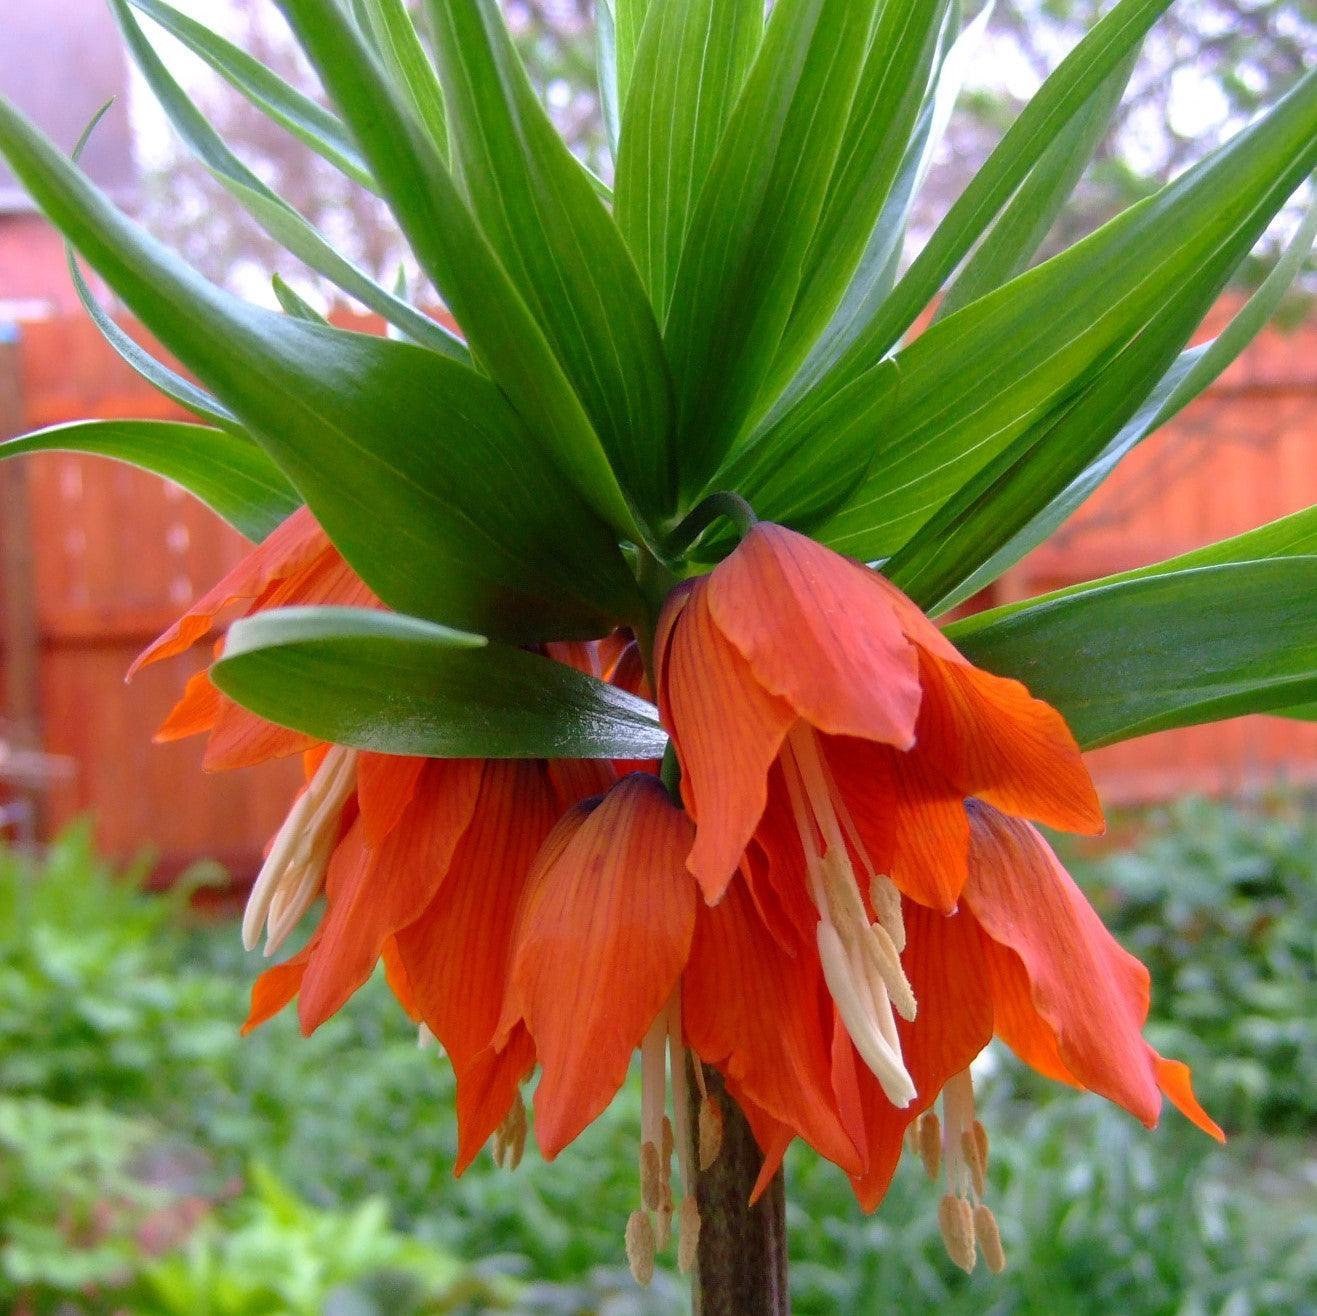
[
  {"x1": 129, "y1": 0, "x2": 1317, "y2": 306},
  {"x1": 1, "y1": 793, "x2": 1314, "y2": 1313}
]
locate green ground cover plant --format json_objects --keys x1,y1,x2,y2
[{"x1": 0, "y1": 798, "x2": 1313, "y2": 1313}]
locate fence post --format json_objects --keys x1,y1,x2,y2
[{"x1": 0, "y1": 323, "x2": 46, "y2": 842}]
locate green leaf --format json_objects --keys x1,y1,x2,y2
[
  {"x1": 614, "y1": 0, "x2": 762, "y2": 323},
  {"x1": 124, "y1": 0, "x2": 376, "y2": 191},
  {"x1": 427, "y1": 0, "x2": 676, "y2": 522},
  {"x1": 614, "y1": 0, "x2": 654, "y2": 119},
  {"x1": 596, "y1": 0, "x2": 621, "y2": 158},
  {"x1": 836, "y1": 0, "x2": 1175, "y2": 366},
  {"x1": 357, "y1": 0, "x2": 449, "y2": 159},
  {"x1": 947, "y1": 560, "x2": 1317, "y2": 750},
  {"x1": 756, "y1": 1, "x2": 968, "y2": 422},
  {"x1": 935, "y1": 45, "x2": 1138, "y2": 320},
  {"x1": 68, "y1": 253, "x2": 240, "y2": 433},
  {"x1": 812, "y1": 67, "x2": 1317, "y2": 564},
  {"x1": 111, "y1": 0, "x2": 468, "y2": 362},
  {"x1": 763, "y1": 0, "x2": 950, "y2": 401},
  {"x1": 212, "y1": 607, "x2": 669, "y2": 760},
  {"x1": 0, "y1": 420, "x2": 300, "y2": 541},
  {"x1": 941, "y1": 191, "x2": 1317, "y2": 611},
  {"x1": 274, "y1": 0, "x2": 640, "y2": 541},
  {"x1": 270, "y1": 274, "x2": 329, "y2": 325},
  {"x1": 662, "y1": 0, "x2": 881, "y2": 500},
  {"x1": 0, "y1": 92, "x2": 640, "y2": 642}
]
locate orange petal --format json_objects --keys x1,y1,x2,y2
[
  {"x1": 454, "y1": 1026, "x2": 537, "y2": 1175},
  {"x1": 828, "y1": 737, "x2": 968, "y2": 914},
  {"x1": 1155, "y1": 1056, "x2": 1224, "y2": 1142},
  {"x1": 298, "y1": 758, "x2": 484, "y2": 1032},
  {"x1": 683, "y1": 874, "x2": 862, "y2": 1174},
  {"x1": 705, "y1": 524, "x2": 921, "y2": 746},
  {"x1": 202, "y1": 695, "x2": 319, "y2": 770},
  {"x1": 357, "y1": 753, "x2": 427, "y2": 847},
  {"x1": 395, "y1": 759, "x2": 558, "y2": 1077},
  {"x1": 719, "y1": 1076, "x2": 796, "y2": 1205},
  {"x1": 658, "y1": 581, "x2": 796, "y2": 902},
  {"x1": 241, "y1": 931, "x2": 319, "y2": 1035},
  {"x1": 915, "y1": 650, "x2": 1103, "y2": 835},
  {"x1": 381, "y1": 936, "x2": 421, "y2": 1023},
  {"x1": 963, "y1": 804, "x2": 1209, "y2": 1131},
  {"x1": 154, "y1": 667, "x2": 222, "y2": 741},
  {"x1": 545, "y1": 756, "x2": 617, "y2": 812},
  {"x1": 503, "y1": 774, "x2": 697, "y2": 1158},
  {"x1": 132, "y1": 506, "x2": 328, "y2": 674}
]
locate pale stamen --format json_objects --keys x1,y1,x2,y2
[
  {"x1": 243, "y1": 745, "x2": 358, "y2": 953},
  {"x1": 781, "y1": 727, "x2": 917, "y2": 1107},
  {"x1": 935, "y1": 1069, "x2": 1006, "y2": 1275}
]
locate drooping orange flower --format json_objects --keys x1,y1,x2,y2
[{"x1": 657, "y1": 522, "x2": 1218, "y2": 1271}]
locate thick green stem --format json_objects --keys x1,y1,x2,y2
[{"x1": 689, "y1": 1065, "x2": 789, "y2": 1315}]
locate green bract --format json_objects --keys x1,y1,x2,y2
[{"x1": 0, "y1": 0, "x2": 1313, "y2": 760}]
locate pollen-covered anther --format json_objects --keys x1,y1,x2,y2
[
  {"x1": 656, "y1": 1180, "x2": 675, "y2": 1250},
  {"x1": 677, "y1": 1196, "x2": 701, "y2": 1274},
  {"x1": 974, "y1": 1203, "x2": 1006, "y2": 1273},
  {"x1": 492, "y1": 1090, "x2": 527, "y2": 1172},
  {"x1": 625, "y1": 1209, "x2": 656, "y2": 1286},
  {"x1": 661, "y1": 1115, "x2": 675, "y2": 1168},
  {"x1": 867, "y1": 920, "x2": 917, "y2": 1022},
  {"x1": 868, "y1": 872, "x2": 906, "y2": 952},
  {"x1": 938, "y1": 1193, "x2": 978, "y2": 1273},
  {"x1": 917, "y1": 1111, "x2": 942, "y2": 1181},
  {"x1": 698, "y1": 1095, "x2": 723, "y2": 1171}
]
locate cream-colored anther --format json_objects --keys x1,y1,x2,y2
[
  {"x1": 961, "y1": 1128, "x2": 987, "y2": 1198},
  {"x1": 677, "y1": 1196, "x2": 701, "y2": 1274},
  {"x1": 974, "y1": 1204, "x2": 1006, "y2": 1273},
  {"x1": 868, "y1": 921, "x2": 916, "y2": 1022},
  {"x1": 661, "y1": 1115, "x2": 675, "y2": 1169},
  {"x1": 243, "y1": 746, "x2": 357, "y2": 953},
  {"x1": 868, "y1": 873, "x2": 906, "y2": 952},
  {"x1": 938, "y1": 1194, "x2": 977, "y2": 1273},
  {"x1": 817, "y1": 921, "x2": 916, "y2": 1107},
  {"x1": 698, "y1": 1095, "x2": 723, "y2": 1171},
  {"x1": 625, "y1": 1210, "x2": 656, "y2": 1286},
  {"x1": 972, "y1": 1120, "x2": 989, "y2": 1173},
  {"x1": 640, "y1": 1140, "x2": 662, "y2": 1211},
  {"x1": 917, "y1": 1112, "x2": 942, "y2": 1181}
]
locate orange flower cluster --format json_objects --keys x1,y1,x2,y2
[{"x1": 138, "y1": 513, "x2": 1221, "y2": 1279}]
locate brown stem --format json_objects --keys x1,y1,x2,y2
[{"x1": 689, "y1": 1065, "x2": 789, "y2": 1316}]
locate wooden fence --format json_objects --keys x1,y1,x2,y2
[{"x1": 1, "y1": 306, "x2": 1315, "y2": 875}]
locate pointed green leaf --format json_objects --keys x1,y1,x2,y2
[
  {"x1": 0, "y1": 420, "x2": 300, "y2": 541},
  {"x1": 614, "y1": 0, "x2": 762, "y2": 323},
  {"x1": 936, "y1": 45, "x2": 1138, "y2": 320},
  {"x1": 596, "y1": 0, "x2": 621, "y2": 158},
  {"x1": 112, "y1": 0, "x2": 467, "y2": 361},
  {"x1": 125, "y1": 0, "x2": 376, "y2": 191},
  {"x1": 0, "y1": 93, "x2": 640, "y2": 641},
  {"x1": 947, "y1": 560, "x2": 1317, "y2": 750},
  {"x1": 662, "y1": 0, "x2": 880, "y2": 499},
  {"x1": 69, "y1": 248, "x2": 241, "y2": 433},
  {"x1": 270, "y1": 274, "x2": 329, "y2": 325},
  {"x1": 810, "y1": 68, "x2": 1317, "y2": 564},
  {"x1": 358, "y1": 0, "x2": 449, "y2": 159},
  {"x1": 212, "y1": 607, "x2": 669, "y2": 760},
  {"x1": 942, "y1": 192, "x2": 1317, "y2": 611},
  {"x1": 614, "y1": 0, "x2": 654, "y2": 118},
  {"x1": 764, "y1": 0, "x2": 949, "y2": 400},
  {"x1": 274, "y1": 0, "x2": 640, "y2": 541},
  {"x1": 427, "y1": 0, "x2": 676, "y2": 521}
]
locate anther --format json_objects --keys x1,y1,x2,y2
[
  {"x1": 661, "y1": 1115, "x2": 675, "y2": 1170},
  {"x1": 869, "y1": 873, "x2": 906, "y2": 952},
  {"x1": 972, "y1": 1119, "x2": 989, "y2": 1172},
  {"x1": 937, "y1": 1194, "x2": 977, "y2": 1274},
  {"x1": 698, "y1": 1095, "x2": 723, "y2": 1171},
  {"x1": 973, "y1": 1204, "x2": 1006, "y2": 1274},
  {"x1": 917, "y1": 1112, "x2": 942, "y2": 1181},
  {"x1": 677, "y1": 1197, "x2": 701, "y2": 1274},
  {"x1": 625, "y1": 1209, "x2": 656, "y2": 1286},
  {"x1": 640, "y1": 1140, "x2": 662, "y2": 1211},
  {"x1": 505, "y1": 1093, "x2": 527, "y2": 1171},
  {"x1": 868, "y1": 921, "x2": 917, "y2": 1021}
]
